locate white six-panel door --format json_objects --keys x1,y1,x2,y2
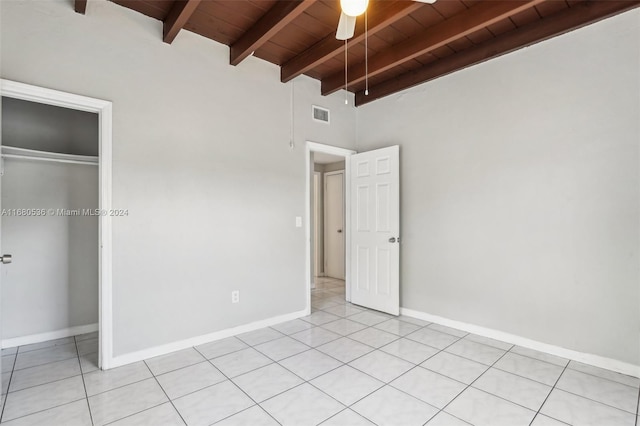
[{"x1": 350, "y1": 146, "x2": 400, "y2": 315}]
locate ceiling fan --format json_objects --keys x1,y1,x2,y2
[
  {"x1": 336, "y1": 0, "x2": 436, "y2": 102},
  {"x1": 336, "y1": 0, "x2": 437, "y2": 40}
]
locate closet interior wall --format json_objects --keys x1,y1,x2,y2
[{"x1": 1, "y1": 97, "x2": 99, "y2": 343}]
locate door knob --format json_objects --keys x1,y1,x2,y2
[
  {"x1": 1, "y1": 254, "x2": 12, "y2": 264},
  {"x1": 388, "y1": 237, "x2": 396, "y2": 243},
  {"x1": 337, "y1": 229, "x2": 343, "y2": 233}
]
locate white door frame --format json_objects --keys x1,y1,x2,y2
[
  {"x1": 1, "y1": 79, "x2": 114, "y2": 370},
  {"x1": 305, "y1": 141, "x2": 355, "y2": 313},
  {"x1": 313, "y1": 171, "x2": 322, "y2": 282}
]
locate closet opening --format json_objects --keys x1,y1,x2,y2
[{"x1": 1, "y1": 96, "x2": 100, "y2": 370}]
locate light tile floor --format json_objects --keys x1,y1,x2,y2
[{"x1": 1, "y1": 277, "x2": 639, "y2": 425}]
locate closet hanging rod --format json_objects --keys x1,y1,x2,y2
[
  {"x1": 1, "y1": 145, "x2": 98, "y2": 166},
  {"x1": 1, "y1": 154, "x2": 98, "y2": 166}
]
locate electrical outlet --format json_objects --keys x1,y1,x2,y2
[{"x1": 231, "y1": 290, "x2": 240, "y2": 304}]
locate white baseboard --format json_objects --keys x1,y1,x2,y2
[
  {"x1": 109, "y1": 309, "x2": 308, "y2": 369},
  {"x1": 2, "y1": 323, "x2": 98, "y2": 349},
  {"x1": 400, "y1": 308, "x2": 640, "y2": 379}
]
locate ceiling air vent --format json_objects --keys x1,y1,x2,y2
[{"x1": 312, "y1": 105, "x2": 330, "y2": 124}]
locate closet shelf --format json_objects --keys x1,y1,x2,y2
[{"x1": 1, "y1": 146, "x2": 98, "y2": 166}]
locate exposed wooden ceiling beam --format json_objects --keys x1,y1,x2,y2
[
  {"x1": 355, "y1": 0, "x2": 640, "y2": 107},
  {"x1": 322, "y1": 0, "x2": 544, "y2": 96},
  {"x1": 163, "y1": 0, "x2": 202, "y2": 44},
  {"x1": 75, "y1": 0, "x2": 87, "y2": 14},
  {"x1": 280, "y1": 1, "x2": 424, "y2": 83},
  {"x1": 230, "y1": 0, "x2": 315, "y2": 66}
]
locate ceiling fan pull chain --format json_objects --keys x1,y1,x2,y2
[
  {"x1": 345, "y1": 39, "x2": 348, "y2": 105},
  {"x1": 365, "y1": 10, "x2": 369, "y2": 96}
]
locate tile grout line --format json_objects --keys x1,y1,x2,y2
[
  {"x1": 106, "y1": 342, "x2": 286, "y2": 423},
  {"x1": 434, "y1": 341, "x2": 516, "y2": 422},
  {"x1": 315, "y1": 294, "x2": 454, "y2": 349},
  {"x1": 11, "y1": 338, "x2": 77, "y2": 355},
  {"x1": 108, "y1": 376, "x2": 201, "y2": 405},
  {"x1": 79, "y1": 351, "x2": 99, "y2": 376},
  {"x1": 0, "y1": 348, "x2": 19, "y2": 422},
  {"x1": 192, "y1": 346, "x2": 283, "y2": 426},
  {"x1": 527, "y1": 362, "x2": 569, "y2": 426},
  {"x1": 315, "y1": 407, "x2": 354, "y2": 425},
  {"x1": 0, "y1": 334, "x2": 100, "y2": 424},
  {"x1": 343, "y1": 371, "x2": 436, "y2": 426},
  {"x1": 0, "y1": 336, "x2": 108, "y2": 424},
  {"x1": 4, "y1": 372, "x2": 86, "y2": 395},
  {"x1": 209, "y1": 404, "x2": 281, "y2": 426},
  {"x1": 635, "y1": 386, "x2": 639, "y2": 426},
  {"x1": 255, "y1": 300, "x2": 406, "y2": 366},
  {"x1": 0, "y1": 398, "x2": 88, "y2": 424},
  {"x1": 321, "y1": 324, "x2": 484, "y2": 426},
  {"x1": 195, "y1": 348, "x2": 281, "y2": 424},
  {"x1": 143, "y1": 358, "x2": 204, "y2": 378},
  {"x1": 142, "y1": 360, "x2": 189, "y2": 426},
  {"x1": 414, "y1": 336, "x2": 613, "y2": 394},
  {"x1": 290, "y1": 329, "x2": 342, "y2": 349},
  {"x1": 540, "y1": 387, "x2": 639, "y2": 417},
  {"x1": 79, "y1": 360, "x2": 188, "y2": 425},
  {"x1": 10, "y1": 354, "x2": 79, "y2": 374},
  {"x1": 224, "y1": 336, "x2": 351, "y2": 418},
  {"x1": 389, "y1": 329, "x2": 473, "y2": 426},
  {"x1": 83, "y1": 375, "x2": 153, "y2": 399},
  {"x1": 315, "y1": 302, "x2": 467, "y2": 376},
  {"x1": 100, "y1": 402, "x2": 169, "y2": 426},
  {"x1": 487, "y1": 364, "x2": 562, "y2": 387},
  {"x1": 500, "y1": 346, "x2": 640, "y2": 417},
  {"x1": 74, "y1": 336, "x2": 95, "y2": 426},
  {"x1": 560, "y1": 365, "x2": 640, "y2": 390}
]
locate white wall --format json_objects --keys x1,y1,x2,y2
[
  {"x1": 356, "y1": 10, "x2": 640, "y2": 365},
  {"x1": 1, "y1": 160, "x2": 98, "y2": 339},
  {"x1": 0, "y1": 0, "x2": 356, "y2": 356}
]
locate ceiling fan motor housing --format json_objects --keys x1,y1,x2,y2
[{"x1": 340, "y1": 0, "x2": 369, "y2": 17}]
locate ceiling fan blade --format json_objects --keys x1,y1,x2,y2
[{"x1": 336, "y1": 12, "x2": 356, "y2": 40}]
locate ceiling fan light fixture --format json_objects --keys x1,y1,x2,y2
[{"x1": 340, "y1": 0, "x2": 369, "y2": 17}]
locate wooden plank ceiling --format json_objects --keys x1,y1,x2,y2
[{"x1": 78, "y1": 0, "x2": 639, "y2": 106}]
